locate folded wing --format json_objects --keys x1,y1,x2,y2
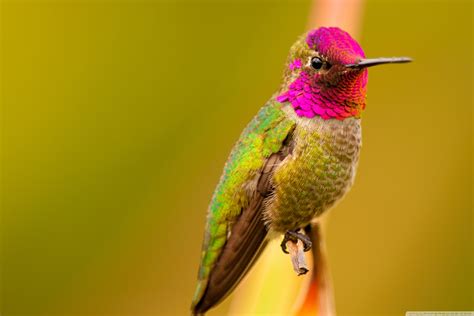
[{"x1": 191, "y1": 101, "x2": 295, "y2": 314}]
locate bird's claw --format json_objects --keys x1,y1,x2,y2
[{"x1": 280, "y1": 230, "x2": 312, "y2": 254}]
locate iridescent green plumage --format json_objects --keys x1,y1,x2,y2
[
  {"x1": 192, "y1": 100, "x2": 362, "y2": 314},
  {"x1": 192, "y1": 100, "x2": 295, "y2": 308},
  {"x1": 266, "y1": 107, "x2": 361, "y2": 232}
]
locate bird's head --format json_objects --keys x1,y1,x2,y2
[{"x1": 277, "y1": 27, "x2": 411, "y2": 120}]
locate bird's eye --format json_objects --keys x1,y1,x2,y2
[{"x1": 310, "y1": 57, "x2": 324, "y2": 70}]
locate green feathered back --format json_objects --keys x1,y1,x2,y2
[{"x1": 192, "y1": 99, "x2": 295, "y2": 306}]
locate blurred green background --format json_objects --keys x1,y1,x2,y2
[{"x1": 1, "y1": 0, "x2": 472, "y2": 315}]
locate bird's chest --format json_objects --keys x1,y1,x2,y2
[{"x1": 267, "y1": 113, "x2": 362, "y2": 232}]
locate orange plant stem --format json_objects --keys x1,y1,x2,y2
[{"x1": 307, "y1": 0, "x2": 365, "y2": 39}]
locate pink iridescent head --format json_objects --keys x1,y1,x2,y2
[{"x1": 277, "y1": 27, "x2": 411, "y2": 120}]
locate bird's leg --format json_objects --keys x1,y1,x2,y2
[{"x1": 280, "y1": 228, "x2": 312, "y2": 254}]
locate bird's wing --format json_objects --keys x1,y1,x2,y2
[{"x1": 191, "y1": 100, "x2": 295, "y2": 314}]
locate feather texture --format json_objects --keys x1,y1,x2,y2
[{"x1": 191, "y1": 100, "x2": 295, "y2": 314}]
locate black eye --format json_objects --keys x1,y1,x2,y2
[{"x1": 311, "y1": 57, "x2": 323, "y2": 70}]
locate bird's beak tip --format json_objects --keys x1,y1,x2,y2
[{"x1": 346, "y1": 57, "x2": 413, "y2": 69}]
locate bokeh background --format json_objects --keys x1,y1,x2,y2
[{"x1": 1, "y1": 0, "x2": 472, "y2": 315}]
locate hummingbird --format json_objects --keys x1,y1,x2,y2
[{"x1": 191, "y1": 27, "x2": 411, "y2": 315}]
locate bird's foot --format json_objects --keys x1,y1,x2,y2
[{"x1": 280, "y1": 229, "x2": 312, "y2": 254}]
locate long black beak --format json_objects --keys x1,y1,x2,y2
[{"x1": 346, "y1": 57, "x2": 412, "y2": 69}]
